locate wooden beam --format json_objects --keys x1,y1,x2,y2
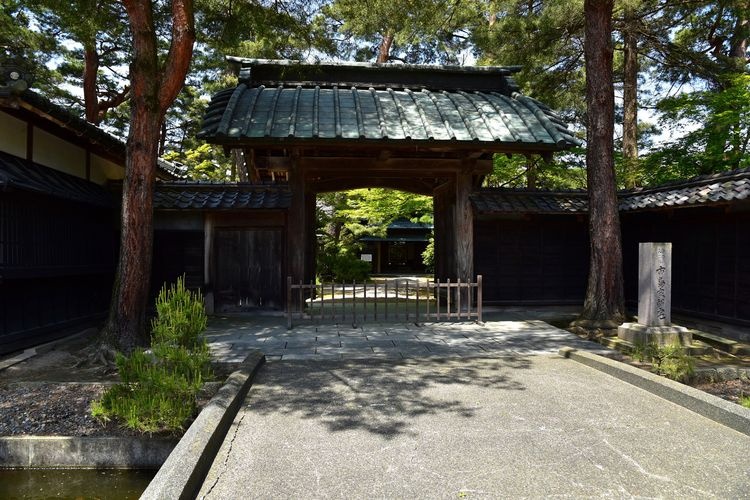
[
  {"x1": 299, "y1": 157, "x2": 492, "y2": 174},
  {"x1": 309, "y1": 176, "x2": 440, "y2": 195},
  {"x1": 286, "y1": 158, "x2": 307, "y2": 291},
  {"x1": 203, "y1": 213, "x2": 214, "y2": 314},
  {"x1": 454, "y1": 171, "x2": 474, "y2": 285}
]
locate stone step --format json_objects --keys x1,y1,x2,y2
[
  {"x1": 597, "y1": 336, "x2": 713, "y2": 357},
  {"x1": 691, "y1": 331, "x2": 750, "y2": 356}
]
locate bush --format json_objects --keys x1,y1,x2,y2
[
  {"x1": 92, "y1": 277, "x2": 213, "y2": 434},
  {"x1": 317, "y1": 252, "x2": 370, "y2": 282},
  {"x1": 631, "y1": 341, "x2": 694, "y2": 383}
]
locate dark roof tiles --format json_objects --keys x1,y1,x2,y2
[
  {"x1": 0, "y1": 150, "x2": 115, "y2": 207},
  {"x1": 472, "y1": 167, "x2": 750, "y2": 215},
  {"x1": 198, "y1": 60, "x2": 580, "y2": 150},
  {"x1": 154, "y1": 182, "x2": 291, "y2": 210}
]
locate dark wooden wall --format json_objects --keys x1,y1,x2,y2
[
  {"x1": 622, "y1": 207, "x2": 750, "y2": 326},
  {"x1": 151, "y1": 229, "x2": 204, "y2": 301},
  {"x1": 474, "y1": 215, "x2": 590, "y2": 304},
  {"x1": 0, "y1": 192, "x2": 117, "y2": 354}
]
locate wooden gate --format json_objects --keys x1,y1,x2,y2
[
  {"x1": 286, "y1": 276, "x2": 482, "y2": 328},
  {"x1": 215, "y1": 228, "x2": 283, "y2": 311}
]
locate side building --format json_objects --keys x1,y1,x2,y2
[{"x1": 0, "y1": 80, "x2": 176, "y2": 354}]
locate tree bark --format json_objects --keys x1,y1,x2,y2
[
  {"x1": 574, "y1": 0, "x2": 625, "y2": 330},
  {"x1": 622, "y1": 10, "x2": 639, "y2": 189},
  {"x1": 377, "y1": 31, "x2": 394, "y2": 63},
  {"x1": 102, "y1": 0, "x2": 194, "y2": 353},
  {"x1": 83, "y1": 44, "x2": 101, "y2": 124}
]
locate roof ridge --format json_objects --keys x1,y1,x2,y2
[{"x1": 623, "y1": 166, "x2": 750, "y2": 196}]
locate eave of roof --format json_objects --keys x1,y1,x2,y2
[
  {"x1": 471, "y1": 167, "x2": 750, "y2": 215},
  {"x1": 198, "y1": 59, "x2": 580, "y2": 152},
  {"x1": 0, "y1": 150, "x2": 115, "y2": 207},
  {"x1": 153, "y1": 181, "x2": 291, "y2": 210}
]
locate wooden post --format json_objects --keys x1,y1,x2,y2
[
  {"x1": 286, "y1": 276, "x2": 292, "y2": 329},
  {"x1": 203, "y1": 214, "x2": 214, "y2": 314},
  {"x1": 455, "y1": 170, "x2": 474, "y2": 309},
  {"x1": 287, "y1": 159, "x2": 306, "y2": 307},
  {"x1": 477, "y1": 275, "x2": 483, "y2": 324}
]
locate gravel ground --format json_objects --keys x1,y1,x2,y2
[
  {"x1": 694, "y1": 378, "x2": 750, "y2": 405},
  {"x1": 0, "y1": 383, "x2": 135, "y2": 437}
]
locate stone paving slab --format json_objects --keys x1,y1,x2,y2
[{"x1": 204, "y1": 316, "x2": 608, "y2": 362}]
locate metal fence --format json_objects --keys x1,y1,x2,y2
[{"x1": 286, "y1": 276, "x2": 482, "y2": 329}]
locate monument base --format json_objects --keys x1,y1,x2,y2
[{"x1": 617, "y1": 323, "x2": 692, "y2": 346}]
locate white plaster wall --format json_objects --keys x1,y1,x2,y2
[
  {"x1": 90, "y1": 154, "x2": 125, "y2": 184},
  {"x1": 0, "y1": 111, "x2": 28, "y2": 158},
  {"x1": 33, "y1": 127, "x2": 86, "y2": 178}
]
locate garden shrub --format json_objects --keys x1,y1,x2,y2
[
  {"x1": 631, "y1": 341, "x2": 694, "y2": 383},
  {"x1": 317, "y1": 252, "x2": 370, "y2": 282},
  {"x1": 92, "y1": 277, "x2": 213, "y2": 434}
]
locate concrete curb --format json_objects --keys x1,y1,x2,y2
[
  {"x1": 0, "y1": 436, "x2": 177, "y2": 468},
  {"x1": 140, "y1": 350, "x2": 265, "y2": 500},
  {"x1": 559, "y1": 347, "x2": 750, "y2": 437}
]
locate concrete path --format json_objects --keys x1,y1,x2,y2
[
  {"x1": 199, "y1": 316, "x2": 750, "y2": 497},
  {"x1": 198, "y1": 355, "x2": 750, "y2": 498}
]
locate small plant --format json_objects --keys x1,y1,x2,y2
[
  {"x1": 92, "y1": 276, "x2": 213, "y2": 433},
  {"x1": 740, "y1": 394, "x2": 750, "y2": 409},
  {"x1": 651, "y1": 342, "x2": 695, "y2": 382},
  {"x1": 630, "y1": 341, "x2": 694, "y2": 383}
]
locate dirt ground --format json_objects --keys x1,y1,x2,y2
[{"x1": 0, "y1": 330, "x2": 218, "y2": 437}]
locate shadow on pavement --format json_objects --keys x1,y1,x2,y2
[{"x1": 243, "y1": 356, "x2": 530, "y2": 439}]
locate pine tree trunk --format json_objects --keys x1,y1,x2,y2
[
  {"x1": 102, "y1": 116, "x2": 160, "y2": 352},
  {"x1": 574, "y1": 0, "x2": 625, "y2": 330},
  {"x1": 377, "y1": 32, "x2": 394, "y2": 63},
  {"x1": 622, "y1": 14, "x2": 638, "y2": 189},
  {"x1": 102, "y1": 0, "x2": 194, "y2": 353}
]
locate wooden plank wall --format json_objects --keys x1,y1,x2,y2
[
  {"x1": 622, "y1": 208, "x2": 750, "y2": 326},
  {"x1": 474, "y1": 215, "x2": 589, "y2": 304},
  {"x1": 0, "y1": 192, "x2": 117, "y2": 354}
]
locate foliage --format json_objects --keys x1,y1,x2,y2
[
  {"x1": 92, "y1": 277, "x2": 213, "y2": 434},
  {"x1": 317, "y1": 251, "x2": 371, "y2": 282},
  {"x1": 741, "y1": 394, "x2": 750, "y2": 410},
  {"x1": 319, "y1": 0, "x2": 477, "y2": 63},
  {"x1": 483, "y1": 153, "x2": 587, "y2": 189},
  {"x1": 630, "y1": 341, "x2": 695, "y2": 383},
  {"x1": 421, "y1": 236, "x2": 435, "y2": 274},
  {"x1": 317, "y1": 189, "x2": 433, "y2": 280},
  {"x1": 640, "y1": 74, "x2": 750, "y2": 185}
]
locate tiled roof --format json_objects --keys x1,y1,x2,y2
[
  {"x1": 154, "y1": 182, "x2": 291, "y2": 210},
  {"x1": 471, "y1": 190, "x2": 588, "y2": 214},
  {"x1": 198, "y1": 60, "x2": 579, "y2": 150},
  {"x1": 619, "y1": 167, "x2": 750, "y2": 211},
  {"x1": 471, "y1": 168, "x2": 750, "y2": 214},
  {"x1": 0, "y1": 150, "x2": 115, "y2": 207}
]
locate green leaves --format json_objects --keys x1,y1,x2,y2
[{"x1": 92, "y1": 276, "x2": 213, "y2": 434}]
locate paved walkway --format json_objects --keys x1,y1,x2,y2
[
  {"x1": 205, "y1": 314, "x2": 608, "y2": 362},
  {"x1": 199, "y1": 354, "x2": 750, "y2": 498}
]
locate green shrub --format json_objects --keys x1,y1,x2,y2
[
  {"x1": 740, "y1": 395, "x2": 750, "y2": 409},
  {"x1": 650, "y1": 343, "x2": 694, "y2": 382},
  {"x1": 317, "y1": 252, "x2": 370, "y2": 282},
  {"x1": 92, "y1": 277, "x2": 213, "y2": 434},
  {"x1": 630, "y1": 341, "x2": 694, "y2": 383}
]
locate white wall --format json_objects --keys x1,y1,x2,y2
[
  {"x1": 90, "y1": 153, "x2": 124, "y2": 184},
  {"x1": 0, "y1": 111, "x2": 28, "y2": 158},
  {"x1": 33, "y1": 127, "x2": 86, "y2": 178}
]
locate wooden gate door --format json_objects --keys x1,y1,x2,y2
[{"x1": 215, "y1": 228, "x2": 283, "y2": 311}]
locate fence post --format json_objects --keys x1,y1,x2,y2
[
  {"x1": 287, "y1": 276, "x2": 293, "y2": 329},
  {"x1": 352, "y1": 280, "x2": 356, "y2": 327},
  {"x1": 477, "y1": 275, "x2": 483, "y2": 323},
  {"x1": 446, "y1": 278, "x2": 451, "y2": 320},
  {"x1": 415, "y1": 280, "x2": 420, "y2": 325}
]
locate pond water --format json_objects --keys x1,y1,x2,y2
[{"x1": 0, "y1": 468, "x2": 156, "y2": 499}]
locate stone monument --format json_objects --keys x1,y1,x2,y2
[{"x1": 618, "y1": 242, "x2": 691, "y2": 346}]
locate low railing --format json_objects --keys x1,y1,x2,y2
[{"x1": 286, "y1": 275, "x2": 482, "y2": 329}]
